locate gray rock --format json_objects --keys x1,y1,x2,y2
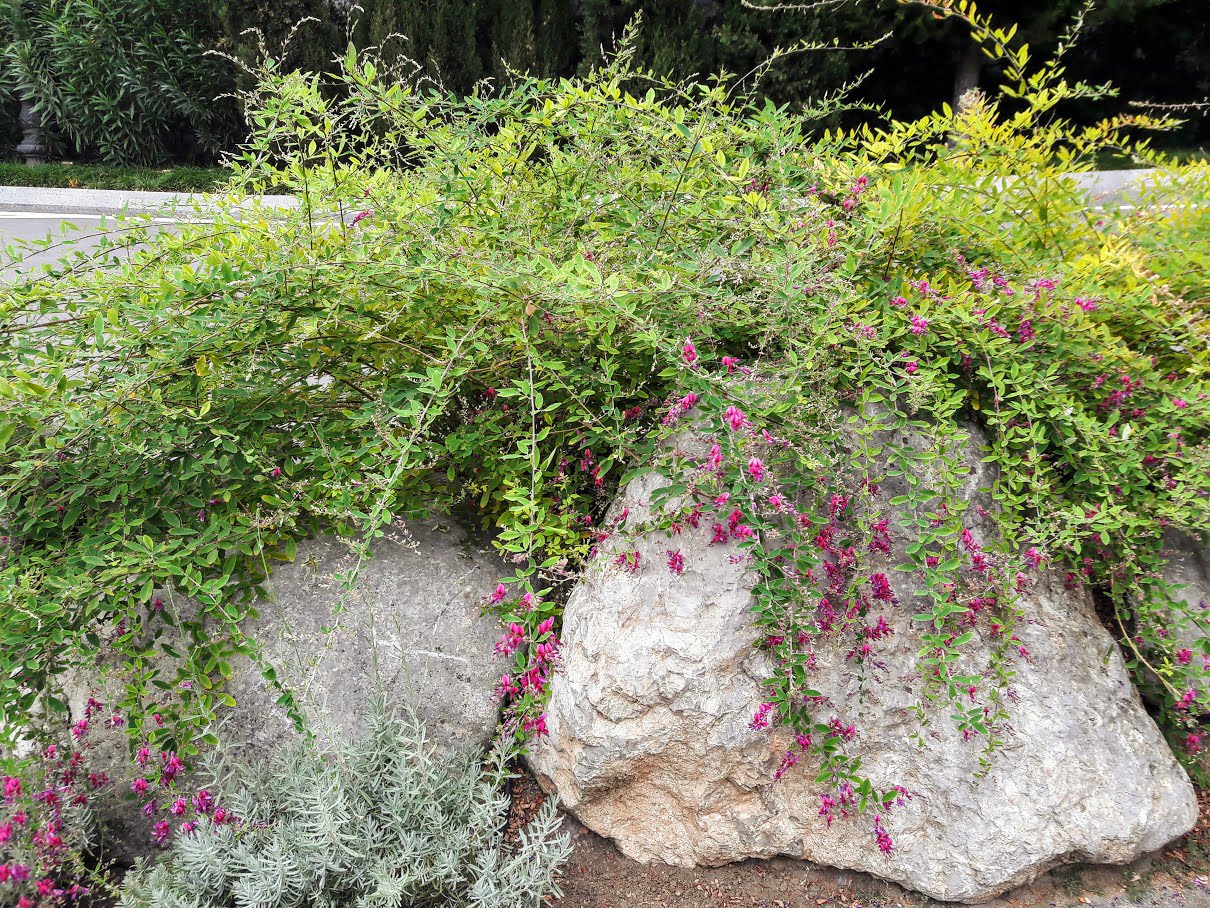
[
  {"x1": 62, "y1": 520, "x2": 507, "y2": 864},
  {"x1": 1162, "y1": 530, "x2": 1210, "y2": 682},
  {"x1": 528, "y1": 438, "x2": 1199, "y2": 904}
]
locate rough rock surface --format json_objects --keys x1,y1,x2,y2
[
  {"x1": 1163, "y1": 530, "x2": 1209, "y2": 686},
  {"x1": 528, "y1": 440, "x2": 1199, "y2": 903},
  {"x1": 64, "y1": 520, "x2": 507, "y2": 863}
]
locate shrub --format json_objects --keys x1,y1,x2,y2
[
  {"x1": 117, "y1": 702, "x2": 571, "y2": 908},
  {"x1": 0, "y1": 9, "x2": 1206, "y2": 850},
  {"x1": 0, "y1": 0, "x2": 240, "y2": 164}
]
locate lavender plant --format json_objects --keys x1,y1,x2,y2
[{"x1": 117, "y1": 702, "x2": 570, "y2": 908}]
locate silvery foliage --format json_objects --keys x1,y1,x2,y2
[{"x1": 118, "y1": 702, "x2": 570, "y2": 908}]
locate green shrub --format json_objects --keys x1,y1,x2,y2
[
  {"x1": 0, "y1": 9, "x2": 1205, "y2": 839},
  {"x1": 0, "y1": 0, "x2": 240, "y2": 164},
  {"x1": 117, "y1": 703, "x2": 571, "y2": 908}
]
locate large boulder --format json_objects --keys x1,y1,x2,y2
[
  {"x1": 62, "y1": 520, "x2": 508, "y2": 864},
  {"x1": 528, "y1": 435, "x2": 1199, "y2": 904},
  {"x1": 1162, "y1": 530, "x2": 1209, "y2": 683}
]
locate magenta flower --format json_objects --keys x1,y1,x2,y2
[
  {"x1": 681, "y1": 339, "x2": 697, "y2": 366},
  {"x1": 494, "y1": 623, "x2": 526, "y2": 657},
  {"x1": 721, "y1": 355, "x2": 739, "y2": 373},
  {"x1": 3, "y1": 776, "x2": 21, "y2": 802},
  {"x1": 152, "y1": 820, "x2": 171, "y2": 846},
  {"x1": 874, "y1": 815, "x2": 894, "y2": 854},
  {"x1": 131, "y1": 778, "x2": 150, "y2": 796},
  {"x1": 666, "y1": 550, "x2": 684, "y2": 575},
  {"x1": 768, "y1": 494, "x2": 785, "y2": 511},
  {"x1": 750, "y1": 702, "x2": 775, "y2": 730},
  {"x1": 1177, "y1": 648, "x2": 1193, "y2": 665},
  {"x1": 890, "y1": 295, "x2": 907, "y2": 307},
  {"x1": 869, "y1": 573, "x2": 894, "y2": 602},
  {"x1": 613, "y1": 551, "x2": 641, "y2": 574},
  {"x1": 490, "y1": 583, "x2": 507, "y2": 603},
  {"x1": 909, "y1": 314, "x2": 929, "y2": 336},
  {"x1": 724, "y1": 405, "x2": 746, "y2": 431},
  {"x1": 536, "y1": 617, "x2": 555, "y2": 637},
  {"x1": 709, "y1": 523, "x2": 729, "y2": 545},
  {"x1": 1076, "y1": 297, "x2": 1098, "y2": 312},
  {"x1": 350, "y1": 209, "x2": 373, "y2": 227},
  {"x1": 679, "y1": 392, "x2": 698, "y2": 411},
  {"x1": 1187, "y1": 733, "x2": 1202, "y2": 753},
  {"x1": 747, "y1": 457, "x2": 764, "y2": 481},
  {"x1": 904, "y1": 361, "x2": 918, "y2": 375},
  {"x1": 1173, "y1": 398, "x2": 1188, "y2": 409},
  {"x1": 191, "y1": 790, "x2": 215, "y2": 815}
]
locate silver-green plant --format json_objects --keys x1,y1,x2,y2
[{"x1": 118, "y1": 701, "x2": 571, "y2": 908}]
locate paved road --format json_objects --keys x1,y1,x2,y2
[{"x1": 1, "y1": 211, "x2": 184, "y2": 278}]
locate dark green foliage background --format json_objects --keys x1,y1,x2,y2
[{"x1": 1, "y1": 0, "x2": 1207, "y2": 165}]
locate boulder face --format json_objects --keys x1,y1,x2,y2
[
  {"x1": 528, "y1": 463, "x2": 1199, "y2": 904},
  {"x1": 63, "y1": 520, "x2": 507, "y2": 864},
  {"x1": 1163, "y1": 530, "x2": 1209, "y2": 683}
]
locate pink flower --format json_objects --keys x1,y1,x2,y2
[
  {"x1": 523, "y1": 713, "x2": 549, "y2": 738},
  {"x1": 490, "y1": 583, "x2": 507, "y2": 603},
  {"x1": 909, "y1": 314, "x2": 929, "y2": 336},
  {"x1": 3, "y1": 776, "x2": 21, "y2": 802},
  {"x1": 1173, "y1": 398, "x2": 1188, "y2": 409},
  {"x1": 706, "y1": 444, "x2": 723, "y2": 470},
  {"x1": 350, "y1": 209, "x2": 374, "y2": 227},
  {"x1": 904, "y1": 361, "x2": 918, "y2": 375},
  {"x1": 495, "y1": 623, "x2": 526, "y2": 657},
  {"x1": 750, "y1": 702, "x2": 775, "y2": 730},
  {"x1": 890, "y1": 295, "x2": 907, "y2": 307},
  {"x1": 869, "y1": 573, "x2": 895, "y2": 602},
  {"x1": 874, "y1": 815, "x2": 894, "y2": 854},
  {"x1": 169, "y1": 797, "x2": 187, "y2": 816},
  {"x1": 153, "y1": 820, "x2": 171, "y2": 846},
  {"x1": 768, "y1": 494, "x2": 785, "y2": 511},
  {"x1": 1187, "y1": 733, "x2": 1202, "y2": 754},
  {"x1": 681, "y1": 339, "x2": 697, "y2": 366},
  {"x1": 536, "y1": 617, "x2": 555, "y2": 637},
  {"x1": 723, "y1": 405, "x2": 746, "y2": 431},
  {"x1": 1075, "y1": 297, "x2": 1098, "y2": 312},
  {"x1": 160, "y1": 752, "x2": 185, "y2": 784},
  {"x1": 721, "y1": 355, "x2": 739, "y2": 373},
  {"x1": 136, "y1": 746, "x2": 151, "y2": 767},
  {"x1": 667, "y1": 550, "x2": 685, "y2": 575},
  {"x1": 747, "y1": 457, "x2": 764, "y2": 481},
  {"x1": 614, "y1": 551, "x2": 641, "y2": 574},
  {"x1": 131, "y1": 778, "x2": 150, "y2": 795},
  {"x1": 678, "y1": 392, "x2": 698, "y2": 411},
  {"x1": 1177, "y1": 648, "x2": 1193, "y2": 665},
  {"x1": 192, "y1": 790, "x2": 215, "y2": 815}
]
